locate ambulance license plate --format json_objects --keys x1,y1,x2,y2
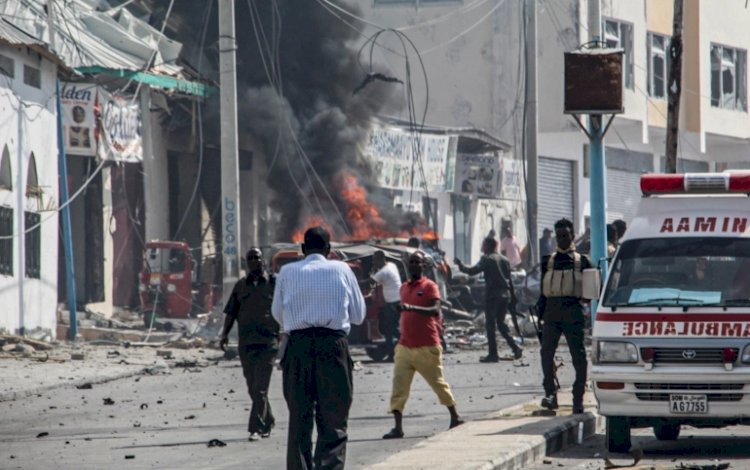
[{"x1": 669, "y1": 394, "x2": 707, "y2": 414}]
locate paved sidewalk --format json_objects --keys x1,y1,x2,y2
[{"x1": 366, "y1": 391, "x2": 601, "y2": 470}]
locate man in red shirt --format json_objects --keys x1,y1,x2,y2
[{"x1": 382, "y1": 251, "x2": 463, "y2": 439}]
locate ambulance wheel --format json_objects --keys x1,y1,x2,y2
[
  {"x1": 605, "y1": 416, "x2": 631, "y2": 453},
  {"x1": 366, "y1": 345, "x2": 387, "y2": 362},
  {"x1": 653, "y1": 421, "x2": 680, "y2": 440}
]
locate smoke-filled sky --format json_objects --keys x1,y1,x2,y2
[{"x1": 157, "y1": 0, "x2": 399, "y2": 239}]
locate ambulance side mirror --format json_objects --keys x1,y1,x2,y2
[{"x1": 582, "y1": 268, "x2": 601, "y2": 300}]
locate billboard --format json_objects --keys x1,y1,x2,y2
[
  {"x1": 98, "y1": 88, "x2": 142, "y2": 162},
  {"x1": 366, "y1": 126, "x2": 450, "y2": 191}
]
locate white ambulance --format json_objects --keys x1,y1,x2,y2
[{"x1": 592, "y1": 172, "x2": 750, "y2": 452}]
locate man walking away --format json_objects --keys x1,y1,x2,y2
[
  {"x1": 382, "y1": 251, "x2": 463, "y2": 439},
  {"x1": 455, "y1": 237, "x2": 522, "y2": 362},
  {"x1": 371, "y1": 250, "x2": 402, "y2": 362},
  {"x1": 271, "y1": 227, "x2": 366, "y2": 470},
  {"x1": 220, "y1": 247, "x2": 278, "y2": 441},
  {"x1": 537, "y1": 218, "x2": 592, "y2": 414}
]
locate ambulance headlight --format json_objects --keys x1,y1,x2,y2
[
  {"x1": 594, "y1": 341, "x2": 638, "y2": 364},
  {"x1": 166, "y1": 284, "x2": 177, "y2": 293},
  {"x1": 741, "y1": 345, "x2": 750, "y2": 363}
]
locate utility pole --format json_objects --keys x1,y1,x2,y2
[
  {"x1": 524, "y1": 0, "x2": 539, "y2": 266},
  {"x1": 56, "y1": 80, "x2": 78, "y2": 340},
  {"x1": 218, "y1": 0, "x2": 241, "y2": 307},
  {"x1": 588, "y1": 0, "x2": 607, "y2": 319},
  {"x1": 665, "y1": 0, "x2": 684, "y2": 173}
]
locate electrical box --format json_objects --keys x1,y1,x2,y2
[{"x1": 564, "y1": 49, "x2": 624, "y2": 114}]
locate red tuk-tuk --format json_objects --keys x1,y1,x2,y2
[{"x1": 139, "y1": 240, "x2": 215, "y2": 323}]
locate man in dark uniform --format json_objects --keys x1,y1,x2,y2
[
  {"x1": 455, "y1": 237, "x2": 522, "y2": 362},
  {"x1": 537, "y1": 218, "x2": 592, "y2": 414},
  {"x1": 220, "y1": 247, "x2": 279, "y2": 441}
]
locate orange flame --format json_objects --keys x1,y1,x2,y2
[{"x1": 290, "y1": 171, "x2": 438, "y2": 244}]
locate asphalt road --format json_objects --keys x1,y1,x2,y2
[
  {"x1": 0, "y1": 341, "x2": 576, "y2": 470},
  {"x1": 521, "y1": 422, "x2": 750, "y2": 470}
]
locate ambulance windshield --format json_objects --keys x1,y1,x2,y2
[{"x1": 603, "y1": 237, "x2": 750, "y2": 307}]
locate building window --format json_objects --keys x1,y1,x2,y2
[
  {"x1": 648, "y1": 33, "x2": 669, "y2": 99},
  {"x1": 0, "y1": 206, "x2": 12, "y2": 276},
  {"x1": 711, "y1": 44, "x2": 747, "y2": 111},
  {"x1": 0, "y1": 54, "x2": 14, "y2": 78},
  {"x1": 24, "y1": 211, "x2": 40, "y2": 279},
  {"x1": 23, "y1": 64, "x2": 40, "y2": 89},
  {"x1": 603, "y1": 18, "x2": 634, "y2": 90},
  {"x1": 0, "y1": 145, "x2": 11, "y2": 190}
]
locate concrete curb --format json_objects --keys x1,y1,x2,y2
[{"x1": 366, "y1": 395, "x2": 602, "y2": 470}]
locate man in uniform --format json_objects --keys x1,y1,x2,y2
[
  {"x1": 220, "y1": 248, "x2": 279, "y2": 441},
  {"x1": 455, "y1": 237, "x2": 522, "y2": 362},
  {"x1": 537, "y1": 218, "x2": 592, "y2": 414}
]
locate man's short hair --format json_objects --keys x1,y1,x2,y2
[
  {"x1": 482, "y1": 237, "x2": 498, "y2": 251},
  {"x1": 612, "y1": 219, "x2": 627, "y2": 238},
  {"x1": 374, "y1": 250, "x2": 385, "y2": 259},
  {"x1": 554, "y1": 218, "x2": 574, "y2": 233},
  {"x1": 407, "y1": 236, "x2": 420, "y2": 248},
  {"x1": 303, "y1": 226, "x2": 330, "y2": 250},
  {"x1": 246, "y1": 247, "x2": 263, "y2": 259}
]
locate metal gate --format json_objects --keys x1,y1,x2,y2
[{"x1": 538, "y1": 157, "x2": 575, "y2": 234}]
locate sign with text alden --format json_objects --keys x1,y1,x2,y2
[{"x1": 61, "y1": 83, "x2": 97, "y2": 156}]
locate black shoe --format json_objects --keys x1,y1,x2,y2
[
  {"x1": 479, "y1": 354, "x2": 499, "y2": 363},
  {"x1": 541, "y1": 394, "x2": 558, "y2": 410},
  {"x1": 382, "y1": 428, "x2": 404, "y2": 439},
  {"x1": 572, "y1": 406, "x2": 584, "y2": 414},
  {"x1": 513, "y1": 349, "x2": 523, "y2": 360}
]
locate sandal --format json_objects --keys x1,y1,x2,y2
[{"x1": 382, "y1": 428, "x2": 404, "y2": 439}]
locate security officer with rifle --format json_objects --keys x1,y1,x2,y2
[{"x1": 537, "y1": 218, "x2": 592, "y2": 414}]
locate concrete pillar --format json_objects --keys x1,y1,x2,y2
[{"x1": 140, "y1": 86, "x2": 169, "y2": 242}]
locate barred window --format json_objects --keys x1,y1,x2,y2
[
  {"x1": 25, "y1": 211, "x2": 40, "y2": 279},
  {"x1": 0, "y1": 206, "x2": 12, "y2": 276}
]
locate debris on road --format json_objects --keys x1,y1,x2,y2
[
  {"x1": 103, "y1": 398, "x2": 115, "y2": 405},
  {"x1": 207, "y1": 438, "x2": 226, "y2": 448},
  {"x1": 76, "y1": 383, "x2": 93, "y2": 390},
  {"x1": 36, "y1": 432, "x2": 49, "y2": 438}
]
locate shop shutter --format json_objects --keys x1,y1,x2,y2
[
  {"x1": 606, "y1": 168, "x2": 641, "y2": 223},
  {"x1": 538, "y1": 157, "x2": 575, "y2": 235}
]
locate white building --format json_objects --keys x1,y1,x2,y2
[{"x1": 0, "y1": 25, "x2": 62, "y2": 336}]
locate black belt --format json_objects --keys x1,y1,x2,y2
[{"x1": 289, "y1": 327, "x2": 346, "y2": 338}]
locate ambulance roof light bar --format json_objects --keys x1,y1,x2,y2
[{"x1": 640, "y1": 173, "x2": 750, "y2": 195}]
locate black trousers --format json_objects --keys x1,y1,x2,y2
[
  {"x1": 540, "y1": 319, "x2": 588, "y2": 406},
  {"x1": 485, "y1": 297, "x2": 520, "y2": 357},
  {"x1": 282, "y1": 328, "x2": 353, "y2": 470},
  {"x1": 239, "y1": 343, "x2": 277, "y2": 434},
  {"x1": 378, "y1": 302, "x2": 400, "y2": 359}
]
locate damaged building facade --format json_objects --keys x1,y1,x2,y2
[{"x1": 0, "y1": 0, "x2": 211, "y2": 337}]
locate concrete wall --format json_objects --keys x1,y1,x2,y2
[{"x1": 0, "y1": 46, "x2": 59, "y2": 336}]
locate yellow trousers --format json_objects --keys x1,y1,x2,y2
[{"x1": 389, "y1": 344, "x2": 457, "y2": 412}]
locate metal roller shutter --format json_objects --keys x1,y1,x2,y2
[
  {"x1": 538, "y1": 157, "x2": 575, "y2": 234},
  {"x1": 606, "y1": 168, "x2": 641, "y2": 223}
]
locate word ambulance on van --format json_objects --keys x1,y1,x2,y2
[{"x1": 591, "y1": 172, "x2": 750, "y2": 453}]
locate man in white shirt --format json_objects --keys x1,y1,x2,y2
[
  {"x1": 370, "y1": 250, "x2": 402, "y2": 362},
  {"x1": 272, "y1": 227, "x2": 366, "y2": 470}
]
